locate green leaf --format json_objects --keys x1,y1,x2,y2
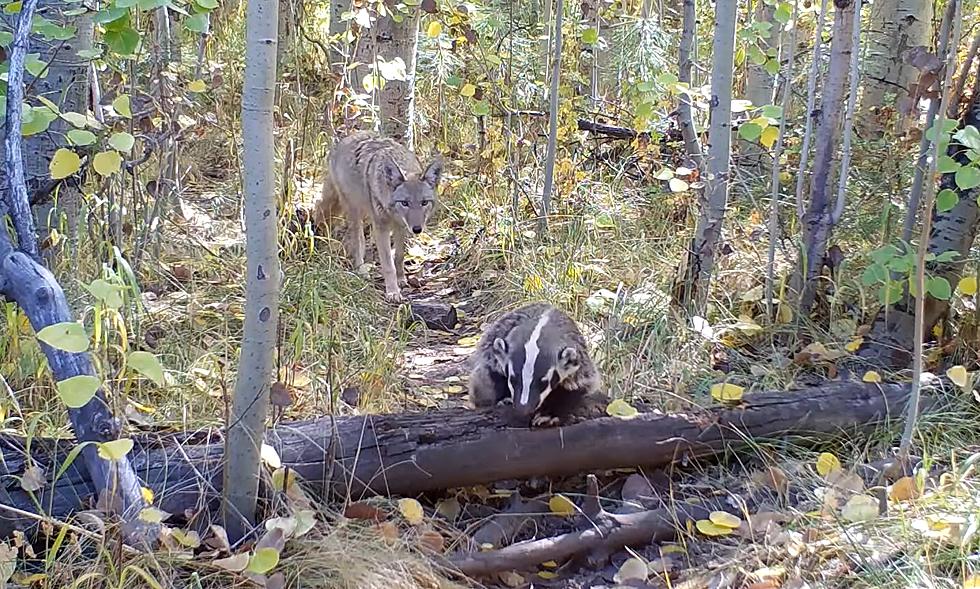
[
  {"x1": 104, "y1": 26, "x2": 140, "y2": 55},
  {"x1": 763, "y1": 57, "x2": 779, "y2": 76},
  {"x1": 581, "y1": 27, "x2": 598, "y2": 44},
  {"x1": 94, "y1": 6, "x2": 128, "y2": 25},
  {"x1": 128, "y1": 351, "x2": 166, "y2": 387},
  {"x1": 184, "y1": 12, "x2": 210, "y2": 33},
  {"x1": 760, "y1": 105, "x2": 782, "y2": 120},
  {"x1": 77, "y1": 48, "x2": 103, "y2": 60},
  {"x1": 36, "y1": 322, "x2": 89, "y2": 352},
  {"x1": 738, "y1": 122, "x2": 763, "y2": 141},
  {"x1": 97, "y1": 438, "x2": 134, "y2": 461},
  {"x1": 747, "y1": 45, "x2": 767, "y2": 65},
  {"x1": 61, "y1": 111, "x2": 88, "y2": 128},
  {"x1": 67, "y1": 129, "x2": 97, "y2": 146},
  {"x1": 955, "y1": 166, "x2": 980, "y2": 190},
  {"x1": 33, "y1": 17, "x2": 76, "y2": 41},
  {"x1": 56, "y1": 375, "x2": 101, "y2": 408},
  {"x1": 472, "y1": 100, "x2": 490, "y2": 116},
  {"x1": 108, "y1": 131, "x2": 135, "y2": 153},
  {"x1": 634, "y1": 102, "x2": 654, "y2": 119},
  {"x1": 926, "y1": 276, "x2": 952, "y2": 300},
  {"x1": 880, "y1": 281, "x2": 903, "y2": 305},
  {"x1": 934, "y1": 250, "x2": 960, "y2": 263},
  {"x1": 861, "y1": 264, "x2": 887, "y2": 285},
  {"x1": 22, "y1": 107, "x2": 57, "y2": 136},
  {"x1": 938, "y1": 155, "x2": 961, "y2": 173},
  {"x1": 445, "y1": 75, "x2": 462, "y2": 87},
  {"x1": 774, "y1": 1, "x2": 793, "y2": 23},
  {"x1": 954, "y1": 125, "x2": 980, "y2": 150},
  {"x1": 0, "y1": 31, "x2": 12, "y2": 47},
  {"x1": 112, "y1": 95, "x2": 132, "y2": 118},
  {"x1": 936, "y1": 188, "x2": 960, "y2": 212},
  {"x1": 870, "y1": 244, "x2": 899, "y2": 265},
  {"x1": 3, "y1": 1, "x2": 22, "y2": 14},
  {"x1": 84, "y1": 278, "x2": 125, "y2": 308},
  {"x1": 927, "y1": 117, "x2": 958, "y2": 143},
  {"x1": 247, "y1": 547, "x2": 280, "y2": 574},
  {"x1": 24, "y1": 54, "x2": 48, "y2": 78}
]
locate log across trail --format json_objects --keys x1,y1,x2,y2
[{"x1": 0, "y1": 380, "x2": 926, "y2": 536}]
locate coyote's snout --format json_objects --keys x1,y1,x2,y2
[{"x1": 313, "y1": 131, "x2": 443, "y2": 303}]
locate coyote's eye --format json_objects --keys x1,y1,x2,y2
[
  {"x1": 397, "y1": 201, "x2": 409, "y2": 207},
  {"x1": 422, "y1": 200, "x2": 431, "y2": 207}
]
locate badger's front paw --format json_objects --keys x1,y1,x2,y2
[{"x1": 530, "y1": 414, "x2": 563, "y2": 428}]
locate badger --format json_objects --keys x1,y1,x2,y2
[{"x1": 467, "y1": 302, "x2": 603, "y2": 426}]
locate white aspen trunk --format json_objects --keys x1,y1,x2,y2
[
  {"x1": 540, "y1": 0, "x2": 565, "y2": 232},
  {"x1": 677, "y1": 0, "x2": 702, "y2": 167},
  {"x1": 738, "y1": 0, "x2": 776, "y2": 171},
  {"x1": 580, "y1": 0, "x2": 599, "y2": 107},
  {"x1": 684, "y1": 0, "x2": 736, "y2": 311},
  {"x1": 225, "y1": 0, "x2": 281, "y2": 542},
  {"x1": 355, "y1": 1, "x2": 421, "y2": 148},
  {"x1": 793, "y1": 0, "x2": 859, "y2": 315},
  {"x1": 793, "y1": 0, "x2": 828, "y2": 220},
  {"x1": 858, "y1": 0, "x2": 932, "y2": 135}
]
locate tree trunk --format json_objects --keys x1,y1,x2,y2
[
  {"x1": 860, "y1": 71, "x2": 980, "y2": 369},
  {"x1": 0, "y1": 0, "x2": 91, "y2": 254},
  {"x1": 328, "y1": 0, "x2": 349, "y2": 72},
  {"x1": 681, "y1": 0, "x2": 737, "y2": 311},
  {"x1": 792, "y1": 0, "x2": 859, "y2": 315},
  {"x1": 225, "y1": 0, "x2": 281, "y2": 542},
  {"x1": 0, "y1": 0, "x2": 151, "y2": 546},
  {"x1": 677, "y1": 0, "x2": 702, "y2": 168},
  {"x1": 0, "y1": 380, "x2": 930, "y2": 539},
  {"x1": 858, "y1": 0, "x2": 932, "y2": 136},
  {"x1": 355, "y1": 2, "x2": 421, "y2": 148},
  {"x1": 738, "y1": 0, "x2": 776, "y2": 171},
  {"x1": 579, "y1": 0, "x2": 599, "y2": 108},
  {"x1": 540, "y1": 0, "x2": 565, "y2": 233}
]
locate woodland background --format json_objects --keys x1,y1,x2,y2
[{"x1": 1, "y1": 0, "x2": 980, "y2": 587}]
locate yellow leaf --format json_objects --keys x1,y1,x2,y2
[
  {"x1": 271, "y1": 467, "x2": 296, "y2": 491},
  {"x1": 947, "y1": 365, "x2": 970, "y2": 388},
  {"x1": 605, "y1": 398, "x2": 639, "y2": 419},
  {"x1": 97, "y1": 438, "x2": 134, "y2": 461},
  {"x1": 398, "y1": 498, "x2": 424, "y2": 525},
  {"x1": 696, "y1": 519, "x2": 732, "y2": 537},
  {"x1": 138, "y1": 507, "x2": 169, "y2": 523},
  {"x1": 92, "y1": 150, "x2": 122, "y2": 176},
  {"x1": 710, "y1": 383, "x2": 744, "y2": 402},
  {"x1": 964, "y1": 575, "x2": 980, "y2": 589},
  {"x1": 816, "y1": 452, "x2": 842, "y2": 477},
  {"x1": 426, "y1": 21, "x2": 442, "y2": 38},
  {"x1": 841, "y1": 494, "x2": 878, "y2": 522},
  {"x1": 844, "y1": 337, "x2": 863, "y2": 352},
  {"x1": 141, "y1": 486, "x2": 154, "y2": 503},
  {"x1": 49, "y1": 148, "x2": 81, "y2": 179},
  {"x1": 187, "y1": 79, "x2": 207, "y2": 93},
  {"x1": 549, "y1": 494, "x2": 576, "y2": 516},
  {"x1": 760, "y1": 126, "x2": 779, "y2": 149},
  {"x1": 862, "y1": 370, "x2": 882, "y2": 383},
  {"x1": 709, "y1": 511, "x2": 741, "y2": 529},
  {"x1": 541, "y1": 560, "x2": 559, "y2": 568},
  {"x1": 460, "y1": 83, "x2": 476, "y2": 97},
  {"x1": 958, "y1": 276, "x2": 978, "y2": 296},
  {"x1": 537, "y1": 571, "x2": 558, "y2": 579},
  {"x1": 171, "y1": 528, "x2": 201, "y2": 548},
  {"x1": 456, "y1": 335, "x2": 480, "y2": 347}
]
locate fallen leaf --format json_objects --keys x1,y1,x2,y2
[
  {"x1": 889, "y1": 476, "x2": 920, "y2": 502},
  {"x1": 696, "y1": 519, "x2": 733, "y2": 536},
  {"x1": 710, "y1": 511, "x2": 742, "y2": 529},
  {"x1": 20, "y1": 465, "x2": 45, "y2": 492},
  {"x1": 418, "y1": 530, "x2": 445, "y2": 552},
  {"x1": 947, "y1": 365, "x2": 970, "y2": 389},
  {"x1": 214, "y1": 553, "x2": 250, "y2": 572},
  {"x1": 816, "y1": 452, "x2": 842, "y2": 477},
  {"x1": 549, "y1": 494, "x2": 576, "y2": 516},
  {"x1": 606, "y1": 398, "x2": 639, "y2": 418},
  {"x1": 841, "y1": 494, "x2": 879, "y2": 522},
  {"x1": 398, "y1": 498, "x2": 425, "y2": 525},
  {"x1": 613, "y1": 557, "x2": 648, "y2": 583},
  {"x1": 862, "y1": 370, "x2": 882, "y2": 383},
  {"x1": 710, "y1": 383, "x2": 744, "y2": 402}
]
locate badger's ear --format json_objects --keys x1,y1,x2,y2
[
  {"x1": 493, "y1": 337, "x2": 507, "y2": 355},
  {"x1": 557, "y1": 347, "x2": 580, "y2": 377}
]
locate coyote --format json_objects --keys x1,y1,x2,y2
[{"x1": 313, "y1": 131, "x2": 444, "y2": 303}]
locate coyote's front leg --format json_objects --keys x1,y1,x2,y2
[
  {"x1": 393, "y1": 226, "x2": 408, "y2": 288},
  {"x1": 372, "y1": 221, "x2": 402, "y2": 303}
]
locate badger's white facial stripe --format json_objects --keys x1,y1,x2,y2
[
  {"x1": 519, "y1": 310, "x2": 552, "y2": 406},
  {"x1": 538, "y1": 367, "x2": 556, "y2": 407}
]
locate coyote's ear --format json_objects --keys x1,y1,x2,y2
[
  {"x1": 382, "y1": 159, "x2": 406, "y2": 188},
  {"x1": 422, "y1": 156, "x2": 444, "y2": 189}
]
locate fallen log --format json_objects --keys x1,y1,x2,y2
[{"x1": 0, "y1": 380, "x2": 932, "y2": 538}]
